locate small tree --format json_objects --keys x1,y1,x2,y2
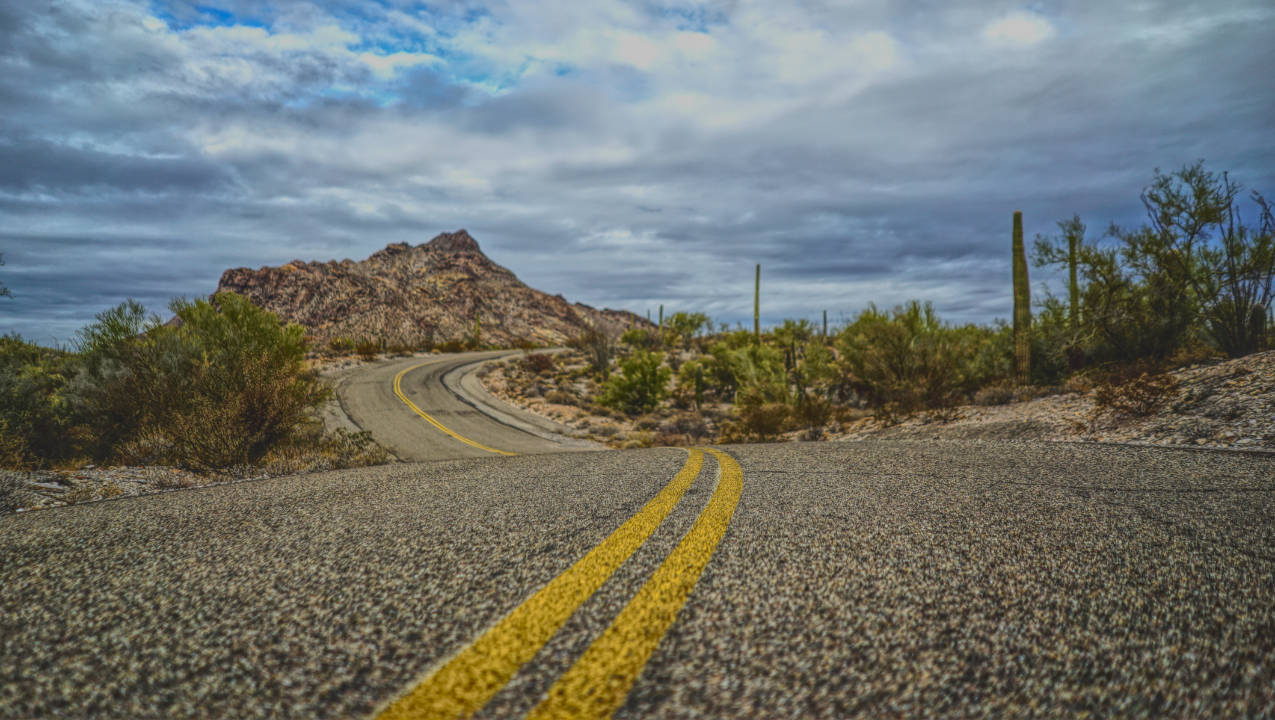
[
  {"x1": 1202, "y1": 178, "x2": 1274, "y2": 356},
  {"x1": 597, "y1": 350, "x2": 671, "y2": 415}
]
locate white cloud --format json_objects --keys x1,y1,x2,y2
[
  {"x1": 983, "y1": 11, "x2": 1056, "y2": 47},
  {"x1": 359, "y1": 51, "x2": 443, "y2": 79}
]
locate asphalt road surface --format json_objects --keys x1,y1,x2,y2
[
  {"x1": 332, "y1": 351, "x2": 594, "y2": 461},
  {"x1": 2, "y1": 354, "x2": 1273, "y2": 718}
]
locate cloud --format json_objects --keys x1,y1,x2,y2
[
  {"x1": 0, "y1": 0, "x2": 1272, "y2": 344},
  {"x1": 982, "y1": 11, "x2": 1056, "y2": 48}
]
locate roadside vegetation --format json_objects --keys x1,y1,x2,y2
[
  {"x1": 1, "y1": 292, "x2": 387, "y2": 476},
  {"x1": 487, "y1": 163, "x2": 1274, "y2": 445}
]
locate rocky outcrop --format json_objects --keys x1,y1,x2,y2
[{"x1": 216, "y1": 230, "x2": 648, "y2": 348}]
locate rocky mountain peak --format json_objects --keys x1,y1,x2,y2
[
  {"x1": 367, "y1": 242, "x2": 413, "y2": 263},
  {"x1": 425, "y1": 229, "x2": 482, "y2": 254},
  {"x1": 216, "y1": 229, "x2": 649, "y2": 348}
]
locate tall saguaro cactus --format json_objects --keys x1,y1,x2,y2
[
  {"x1": 754, "y1": 263, "x2": 761, "y2": 345},
  {"x1": 1012, "y1": 211, "x2": 1031, "y2": 383},
  {"x1": 823, "y1": 309, "x2": 828, "y2": 339},
  {"x1": 658, "y1": 304, "x2": 664, "y2": 330},
  {"x1": 1062, "y1": 215, "x2": 1083, "y2": 331}
]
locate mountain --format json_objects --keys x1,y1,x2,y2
[{"x1": 216, "y1": 230, "x2": 648, "y2": 348}]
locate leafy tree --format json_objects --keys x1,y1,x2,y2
[
  {"x1": 1035, "y1": 162, "x2": 1274, "y2": 363},
  {"x1": 662, "y1": 312, "x2": 711, "y2": 351},
  {"x1": 597, "y1": 350, "x2": 671, "y2": 414}
]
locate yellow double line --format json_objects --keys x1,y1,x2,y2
[
  {"x1": 393, "y1": 360, "x2": 517, "y2": 456},
  {"x1": 375, "y1": 447, "x2": 743, "y2": 720}
]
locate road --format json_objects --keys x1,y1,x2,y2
[
  {"x1": 331, "y1": 351, "x2": 597, "y2": 461},
  {"x1": 2, "y1": 353, "x2": 1273, "y2": 718}
]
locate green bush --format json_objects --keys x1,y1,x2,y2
[
  {"x1": 0, "y1": 335, "x2": 77, "y2": 467},
  {"x1": 836, "y1": 301, "x2": 1003, "y2": 420},
  {"x1": 674, "y1": 359, "x2": 706, "y2": 409},
  {"x1": 597, "y1": 350, "x2": 671, "y2": 415},
  {"x1": 68, "y1": 292, "x2": 330, "y2": 470}
]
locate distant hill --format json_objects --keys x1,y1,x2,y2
[{"x1": 216, "y1": 230, "x2": 648, "y2": 348}]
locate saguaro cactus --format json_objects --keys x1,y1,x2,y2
[
  {"x1": 754, "y1": 263, "x2": 761, "y2": 345},
  {"x1": 1063, "y1": 215, "x2": 1083, "y2": 331},
  {"x1": 1012, "y1": 211, "x2": 1031, "y2": 383},
  {"x1": 822, "y1": 309, "x2": 828, "y2": 339},
  {"x1": 658, "y1": 304, "x2": 664, "y2": 330}
]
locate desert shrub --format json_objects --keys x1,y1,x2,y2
[
  {"x1": 1093, "y1": 372, "x2": 1181, "y2": 418},
  {"x1": 570, "y1": 328, "x2": 615, "y2": 377},
  {"x1": 385, "y1": 343, "x2": 414, "y2": 356},
  {"x1": 673, "y1": 360, "x2": 707, "y2": 409},
  {"x1": 436, "y1": 340, "x2": 466, "y2": 353},
  {"x1": 0, "y1": 335, "x2": 77, "y2": 466},
  {"x1": 708, "y1": 343, "x2": 788, "y2": 407},
  {"x1": 973, "y1": 382, "x2": 1021, "y2": 406},
  {"x1": 836, "y1": 301, "x2": 998, "y2": 420},
  {"x1": 792, "y1": 392, "x2": 832, "y2": 436},
  {"x1": 545, "y1": 389, "x2": 575, "y2": 405},
  {"x1": 597, "y1": 351, "x2": 671, "y2": 415},
  {"x1": 68, "y1": 293, "x2": 330, "y2": 470},
  {"x1": 661, "y1": 312, "x2": 711, "y2": 351},
  {"x1": 738, "y1": 401, "x2": 790, "y2": 441},
  {"x1": 660, "y1": 411, "x2": 711, "y2": 440},
  {"x1": 621, "y1": 327, "x2": 662, "y2": 351},
  {"x1": 522, "y1": 353, "x2": 556, "y2": 374},
  {"x1": 591, "y1": 424, "x2": 619, "y2": 438},
  {"x1": 329, "y1": 337, "x2": 356, "y2": 355},
  {"x1": 261, "y1": 428, "x2": 389, "y2": 475},
  {"x1": 619, "y1": 431, "x2": 655, "y2": 449},
  {"x1": 355, "y1": 339, "x2": 381, "y2": 361}
]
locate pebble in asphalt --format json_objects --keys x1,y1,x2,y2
[{"x1": 1, "y1": 440, "x2": 1273, "y2": 718}]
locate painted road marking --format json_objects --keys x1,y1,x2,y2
[
  {"x1": 392, "y1": 360, "x2": 517, "y2": 456},
  {"x1": 374, "y1": 449, "x2": 706, "y2": 720},
  {"x1": 527, "y1": 447, "x2": 743, "y2": 720}
]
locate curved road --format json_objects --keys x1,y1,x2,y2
[
  {"x1": 333, "y1": 351, "x2": 596, "y2": 461},
  {"x1": 2, "y1": 354, "x2": 1274, "y2": 718}
]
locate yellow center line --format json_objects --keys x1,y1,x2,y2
[
  {"x1": 392, "y1": 360, "x2": 518, "y2": 456},
  {"x1": 374, "y1": 448, "x2": 706, "y2": 720},
  {"x1": 526, "y1": 447, "x2": 743, "y2": 720}
]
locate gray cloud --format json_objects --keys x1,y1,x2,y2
[{"x1": 1, "y1": 0, "x2": 1272, "y2": 344}]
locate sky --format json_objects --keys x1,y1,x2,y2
[{"x1": 1, "y1": 0, "x2": 1272, "y2": 346}]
